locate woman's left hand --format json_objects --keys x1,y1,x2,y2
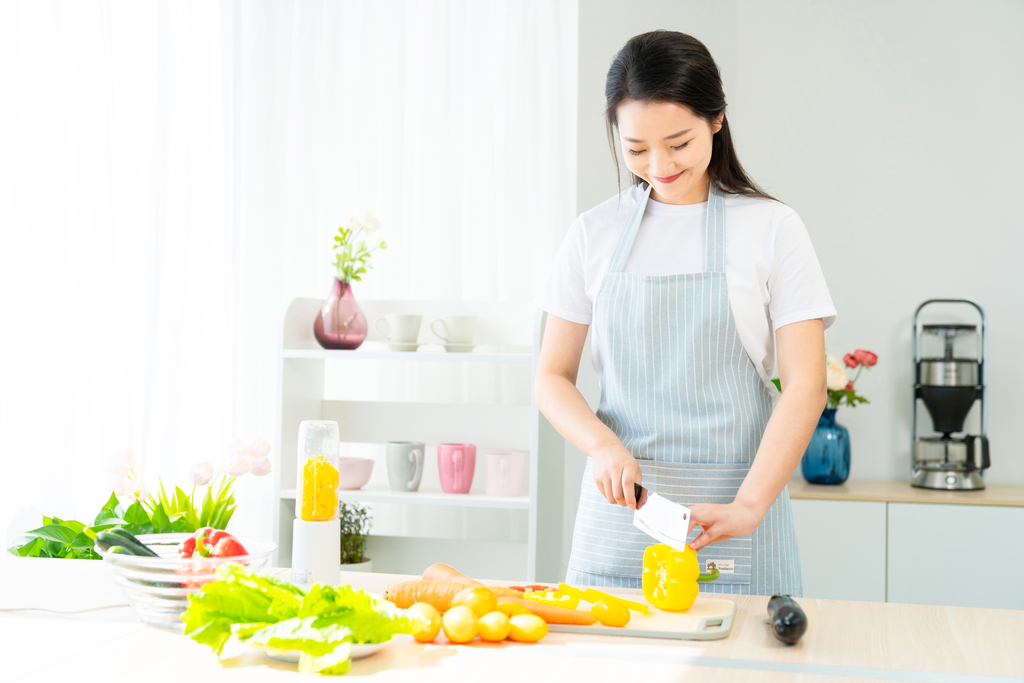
[{"x1": 686, "y1": 502, "x2": 763, "y2": 551}]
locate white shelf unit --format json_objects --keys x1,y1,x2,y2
[{"x1": 272, "y1": 298, "x2": 566, "y2": 582}]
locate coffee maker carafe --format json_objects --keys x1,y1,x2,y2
[{"x1": 911, "y1": 299, "x2": 989, "y2": 490}]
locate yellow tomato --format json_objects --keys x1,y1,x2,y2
[
  {"x1": 591, "y1": 600, "x2": 630, "y2": 627},
  {"x1": 508, "y1": 614, "x2": 548, "y2": 643},
  {"x1": 476, "y1": 611, "x2": 511, "y2": 642},
  {"x1": 494, "y1": 602, "x2": 531, "y2": 618},
  {"x1": 442, "y1": 605, "x2": 478, "y2": 644},
  {"x1": 408, "y1": 602, "x2": 442, "y2": 643},
  {"x1": 451, "y1": 586, "x2": 498, "y2": 619}
]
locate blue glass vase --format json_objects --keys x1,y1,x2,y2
[{"x1": 801, "y1": 408, "x2": 850, "y2": 485}]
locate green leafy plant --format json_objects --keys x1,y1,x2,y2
[
  {"x1": 331, "y1": 212, "x2": 386, "y2": 283},
  {"x1": 338, "y1": 502, "x2": 371, "y2": 565}
]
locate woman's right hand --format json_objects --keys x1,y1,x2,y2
[{"x1": 591, "y1": 444, "x2": 642, "y2": 509}]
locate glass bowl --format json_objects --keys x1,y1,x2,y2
[{"x1": 96, "y1": 532, "x2": 277, "y2": 630}]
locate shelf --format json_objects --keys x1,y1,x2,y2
[
  {"x1": 282, "y1": 348, "x2": 532, "y2": 363},
  {"x1": 279, "y1": 487, "x2": 531, "y2": 510}
]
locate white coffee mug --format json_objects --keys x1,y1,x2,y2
[
  {"x1": 374, "y1": 314, "x2": 422, "y2": 343},
  {"x1": 430, "y1": 316, "x2": 476, "y2": 344}
]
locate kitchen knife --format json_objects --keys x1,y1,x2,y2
[{"x1": 632, "y1": 483, "x2": 692, "y2": 552}]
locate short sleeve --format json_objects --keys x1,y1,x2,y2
[
  {"x1": 534, "y1": 217, "x2": 593, "y2": 325},
  {"x1": 766, "y1": 211, "x2": 837, "y2": 331}
]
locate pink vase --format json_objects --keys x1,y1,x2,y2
[{"x1": 314, "y1": 279, "x2": 367, "y2": 350}]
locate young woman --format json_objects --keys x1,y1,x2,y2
[{"x1": 534, "y1": 31, "x2": 835, "y2": 595}]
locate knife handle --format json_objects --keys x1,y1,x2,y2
[{"x1": 634, "y1": 483, "x2": 644, "y2": 502}]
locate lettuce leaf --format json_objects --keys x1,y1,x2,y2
[
  {"x1": 242, "y1": 616, "x2": 352, "y2": 656},
  {"x1": 299, "y1": 583, "x2": 418, "y2": 644}
]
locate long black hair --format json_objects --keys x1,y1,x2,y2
[{"x1": 605, "y1": 30, "x2": 777, "y2": 202}]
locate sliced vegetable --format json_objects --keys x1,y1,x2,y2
[
  {"x1": 523, "y1": 590, "x2": 579, "y2": 610},
  {"x1": 591, "y1": 600, "x2": 630, "y2": 627},
  {"x1": 422, "y1": 562, "x2": 483, "y2": 586},
  {"x1": 509, "y1": 585, "x2": 553, "y2": 593},
  {"x1": 508, "y1": 614, "x2": 547, "y2": 642},
  {"x1": 558, "y1": 582, "x2": 649, "y2": 614},
  {"x1": 496, "y1": 597, "x2": 598, "y2": 625}
]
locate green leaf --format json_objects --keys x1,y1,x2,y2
[
  {"x1": 68, "y1": 532, "x2": 95, "y2": 550},
  {"x1": 123, "y1": 500, "x2": 150, "y2": 528},
  {"x1": 771, "y1": 378, "x2": 782, "y2": 391},
  {"x1": 199, "y1": 487, "x2": 215, "y2": 528},
  {"x1": 150, "y1": 504, "x2": 172, "y2": 534},
  {"x1": 25, "y1": 524, "x2": 78, "y2": 545},
  {"x1": 58, "y1": 519, "x2": 86, "y2": 534},
  {"x1": 243, "y1": 617, "x2": 352, "y2": 658}
]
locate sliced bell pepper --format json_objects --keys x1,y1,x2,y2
[
  {"x1": 642, "y1": 543, "x2": 720, "y2": 611},
  {"x1": 523, "y1": 590, "x2": 580, "y2": 610},
  {"x1": 557, "y1": 583, "x2": 649, "y2": 615}
]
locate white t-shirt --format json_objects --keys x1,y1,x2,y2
[{"x1": 535, "y1": 184, "x2": 837, "y2": 394}]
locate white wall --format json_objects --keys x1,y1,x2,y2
[{"x1": 567, "y1": 1, "x2": 1024, "y2": 505}]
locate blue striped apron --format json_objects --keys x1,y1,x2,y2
[{"x1": 565, "y1": 182, "x2": 802, "y2": 596}]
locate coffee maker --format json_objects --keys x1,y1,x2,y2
[{"x1": 911, "y1": 299, "x2": 989, "y2": 490}]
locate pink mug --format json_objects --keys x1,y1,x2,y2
[
  {"x1": 437, "y1": 443, "x2": 476, "y2": 494},
  {"x1": 485, "y1": 451, "x2": 525, "y2": 497}
]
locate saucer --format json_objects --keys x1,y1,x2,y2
[
  {"x1": 385, "y1": 342, "x2": 422, "y2": 352},
  {"x1": 442, "y1": 343, "x2": 474, "y2": 353}
]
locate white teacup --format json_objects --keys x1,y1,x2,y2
[
  {"x1": 430, "y1": 316, "x2": 476, "y2": 345},
  {"x1": 374, "y1": 314, "x2": 422, "y2": 343}
]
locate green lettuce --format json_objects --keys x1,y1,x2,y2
[{"x1": 182, "y1": 563, "x2": 417, "y2": 675}]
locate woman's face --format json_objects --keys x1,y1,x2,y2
[{"x1": 616, "y1": 100, "x2": 723, "y2": 205}]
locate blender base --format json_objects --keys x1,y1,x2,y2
[{"x1": 911, "y1": 468, "x2": 985, "y2": 490}]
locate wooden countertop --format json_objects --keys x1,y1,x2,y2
[
  {"x1": 788, "y1": 478, "x2": 1024, "y2": 507},
  {"x1": 3, "y1": 558, "x2": 1024, "y2": 682}
]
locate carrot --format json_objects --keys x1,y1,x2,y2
[
  {"x1": 497, "y1": 596, "x2": 598, "y2": 625},
  {"x1": 485, "y1": 585, "x2": 525, "y2": 599},
  {"x1": 422, "y1": 562, "x2": 483, "y2": 586},
  {"x1": 385, "y1": 580, "x2": 475, "y2": 612}
]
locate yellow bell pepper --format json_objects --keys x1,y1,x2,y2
[
  {"x1": 523, "y1": 590, "x2": 580, "y2": 609},
  {"x1": 642, "y1": 543, "x2": 719, "y2": 611},
  {"x1": 557, "y1": 583, "x2": 650, "y2": 615}
]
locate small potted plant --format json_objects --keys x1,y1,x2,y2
[
  {"x1": 803, "y1": 349, "x2": 878, "y2": 485},
  {"x1": 313, "y1": 212, "x2": 387, "y2": 350},
  {"x1": 339, "y1": 501, "x2": 373, "y2": 572}
]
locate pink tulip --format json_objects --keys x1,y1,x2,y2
[
  {"x1": 853, "y1": 349, "x2": 878, "y2": 367},
  {"x1": 845, "y1": 381, "x2": 854, "y2": 391},
  {"x1": 843, "y1": 353, "x2": 860, "y2": 369},
  {"x1": 249, "y1": 438, "x2": 271, "y2": 459},
  {"x1": 109, "y1": 448, "x2": 136, "y2": 478},
  {"x1": 128, "y1": 481, "x2": 148, "y2": 502},
  {"x1": 226, "y1": 454, "x2": 249, "y2": 477},
  {"x1": 190, "y1": 461, "x2": 214, "y2": 486},
  {"x1": 248, "y1": 455, "x2": 272, "y2": 477},
  {"x1": 113, "y1": 477, "x2": 132, "y2": 496},
  {"x1": 230, "y1": 438, "x2": 249, "y2": 457}
]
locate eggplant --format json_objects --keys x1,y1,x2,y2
[{"x1": 767, "y1": 594, "x2": 807, "y2": 645}]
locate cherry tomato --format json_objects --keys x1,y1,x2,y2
[
  {"x1": 442, "y1": 605, "x2": 478, "y2": 644},
  {"x1": 494, "y1": 603, "x2": 531, "y2": 618},
  {"x1": 591, "y1": 599, "x2": 630, "y2": 627},
  {"x1": 476, "y1": 611, "x2": 511, "y2": 642},
  {"x1": 508, "y1": 614, "x2": 548, "y2": 643},
  {"x1": 451, "y1": 586, "x2": 497, "y2": 619},
  {"x1": 408, "y1": 602, "x2": 442, "y2": 643}
]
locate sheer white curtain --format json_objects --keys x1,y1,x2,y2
[{"x1": 0, "y1": 0, "x2": 577, "y2": 543}]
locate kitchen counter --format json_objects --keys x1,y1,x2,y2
[
  {"x1": 788, "y1": 478, "x2": 1024, "y2": 507},
  {"x1": 2, "y1": 557, "x2": 1023, "y2": 682}
]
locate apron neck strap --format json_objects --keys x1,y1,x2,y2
[
  {"x1": 706, "y1": 181, "x2": 726, "y2": 273},
  {"x1": 607, "y1": 180, "x2": 726, "y2": 275},
  {"x1": 608, "y1": 183, "x2": 653, "y2": 274}
]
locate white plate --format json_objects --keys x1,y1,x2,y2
[
  {"x1": 264, "y1": 639, "x2": 390, "y2": 663},
  {"x1": 441, "y1": 343, "x2": 474, "y2": 353},
  {"x1": 384, "y1": 342, "x2": 422, "y2": 352}
]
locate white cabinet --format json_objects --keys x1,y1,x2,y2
[
  {"x1": 790, "y1": 499, "x2": 887, "y2": 602},
  {"x1": 887, "y1": 503, "x2": 1024, "y2": 610}
]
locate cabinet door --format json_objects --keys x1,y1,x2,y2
[
  {"x1": 888, "y1": 503, "x2": 1024, "y2": 609},
  {"x1": 790, "y1": 499, "x2": 886, "y2": 602}
]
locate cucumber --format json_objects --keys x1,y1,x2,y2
[
  {"x1": 108, "y1": 546, "x2": 130, "y2": 554},
  {"x1": 96, "y1": 529, "x2": 158, "y2": 557}
]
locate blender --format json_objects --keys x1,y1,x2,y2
[
  {"x1": 911, "y1": 299, "x2": 989, "y2": 490},
  {"x1": 291, "y1": 420, "x2": 342, "y2": 584}
]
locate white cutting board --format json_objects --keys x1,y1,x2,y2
[{"x1": 546, "y1": 594, "x2": 736, "y2": 640}]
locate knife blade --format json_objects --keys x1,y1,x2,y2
[{"x1": 632, "y1": 483, "x2": 692, "y2": 552}]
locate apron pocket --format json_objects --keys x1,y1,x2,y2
[{"x1": 691, "y1": 534, "x2": 752, "y2": 586}]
